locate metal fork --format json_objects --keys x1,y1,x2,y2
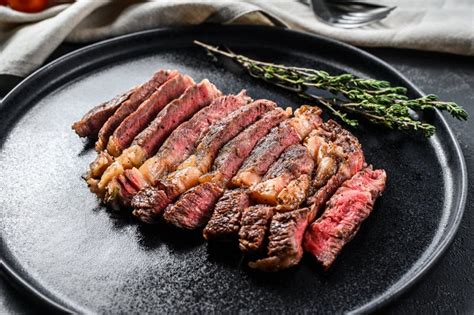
[{"x1": 304, "y1": 0, "x2": 396, "y2": 28}]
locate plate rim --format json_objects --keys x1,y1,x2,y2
[{"x1": 0, "y1": 25, "x2": 467, "y2": 313}]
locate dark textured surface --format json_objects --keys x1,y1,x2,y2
[{"x1": 0, "y1": 26, "x2": 471, "y2": 313}]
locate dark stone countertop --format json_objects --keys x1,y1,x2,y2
[{"x1": 1, "y1": 44, "x2": 473, "y2": 314}]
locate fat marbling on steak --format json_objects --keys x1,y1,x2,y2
[
  {"x1": 304, "y1": 166, "x2": 387, "y2": 269},
  {"x1": 249, "y1": 143, "x2": 314, "y2": 206},
  {"x1": 232, "y1": 106, "x2": 322, "y2": 188},
  {"x1": 307, "y1": 120, "x2": 365, "y2": 221},
  {"x1": 164, "y1": 108, "x2": 289, "y2": 229},
  {"x1": 132, "y1": 99, "x2": 277, "y2": 223},
  {"x1": 204, "y1": 106, "x2": 323, "y2": 240},
  {"x1": 110, "y1": 92, "x2": 251, "y2": 205},
  {"x1": 97, "y1": 80, "x2": 221, "y2": 197}
]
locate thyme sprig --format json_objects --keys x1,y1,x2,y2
[{"x1": 194, "y1": 40, "x2": 467, "y2": 136}]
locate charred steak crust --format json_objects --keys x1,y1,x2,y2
[
  {"x1": 231, "y1": 105, "x2": 322, "y2": 189},
  {"x1": 112, "y1": 92, "x2": 251, "y2": 204},
  {"x1": 249, "y1": 207, "x2": 310, "y2": 272},
  {"x1": 239, "y1": 205, "x2": 274, "y2": 253},
  {"x1": 165, "y1": 108, "x2": 288, "y2": 230},
  {"x1": 106, "y1": 74, "x2": 195, "y2": 156},
  {"x1": 307, "y1": 121, "x2": 366, "y2": 221},
  {"x1": 304, "y1": 166, "x2": 387, "y2": 269},
  {"x1": 163, "y1": 182, "x2": 223, "y2": 229},
  {"x1": 138, "y1": 91, "x2": 251, "y2": 187},
  {"x1": 72, "y1": 87, "x2": 136, "y2": 138},
  {"x1": 249, "y1": 143, "x2": 314, "y2": 206},
  {"x1": 132, "y1": 99, "x2": 277, "y2": 222},
  {"x1": 96, "y1": 70, "x2": 177, "y2": 151},
  {"x1": 203, "y1": 189, "x2": 250, "y2": 240}
]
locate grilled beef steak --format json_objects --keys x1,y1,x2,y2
[
  {"x1": 304, "y1": 166, "x2": 387, "y2": 269},
  {"x1": 232, "y1": 105, "x2": 322, "y2": 188},
  {"x1": 132, "y1": 99, "x2": 276, "y2": 222},
  {"x1": 74, "y1": 72, "x2": 388, "y2": 273},
  {"x1": 108, "y1": 92, "x2": 251, "y2": 205},
  {"x1": 72, "y1": 87, "x2": 135, "y2": 138},
  {"x1": 163, "y1": 182, "x2": 224, "y2": 229},
  {"x1": 164, "y1": 108, "x2": 288, "y2": 229},
  {"x1": 239, "y1": 205, "x2": 274, "y2": 253},
  {"x1": 97, "y1": 80, "x2": 221, "y2": 197},
  {"x1": 106, "y1": 74, "x2": 195, "y2": 156},
  {"x1": 95, "y1": 70, "x2": 177, "y2": 152},
  {"x1": 307, "y1": 121, "x2": 365, "y2": 221},
  {"x1": 203, "y1": 189, "x2": 250, "y2": 240},
  {"x1": 249, "y1": 207, "x2": 310, "y2": 271},
  {"x1": 249, "y1": 144, "x2": 314, "y2": 206}
]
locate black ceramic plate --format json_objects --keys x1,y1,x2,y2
[{"x1": 0, "y1": 26, "x2": 467, "y2": 313}]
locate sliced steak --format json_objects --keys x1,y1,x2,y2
[
  {"x1": 107, "y1": 92, "x2": 251, "y2": 205},
  {"x1": 232, "y1": 105, "x2": 322, "y2": 188},
  {"x1": 249, "y1": 144, "x2": 314, "y2": 206},
  {"x1": 201, "y1": 107, "x2": 289, "y2": 184},
  {"x1": 203, "y1": 189, "x2": 250, "y2": 240},
  {"x1": 163, "y1": 182, "x2": 223, "y2": 229},
  {"x1": 138, "y1": 91, "x2": 251, "y2": 187},
  {"x1": 249, "y1": 207, "x2": 310, "y2": 271},
  {"x1": 165, "y1": 108, "x2": 288, "y2": 229},
  {"x1": 72, "y1": 87, "x2": 135, "y2": 138},
  {"x1": 132, "y1": 99, "x2": 276, "y2": 223},
  {"x1": 304, "y1": 166, "x2": 387, "y2": 269},
  {"x1": 106, "y1": 74, "x2": 195, "y2": 156},
  {"x1": 132, "y1": 79, "x2": 222, "y2": 156},
  {"x1": 95, "y1": 70, "x2": 177, "y2": 151},
  {"x1": 97, "y1": 80, "x2": 221, "y2": 197},
  {"x1": 307, "y1": 121, "x2": 365, "y2": 221},
  {"x1": 239, "y1": 205, "x2": 274, "y2": 253}
]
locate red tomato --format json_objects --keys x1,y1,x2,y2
[
  {"x1": 0, "y1": 0, "x2": 8, "y2": 6},
  {"x1": 7, "y1": 0, "x2": 48, "y2": 12}
]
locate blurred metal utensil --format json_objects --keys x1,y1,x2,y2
[{"x1": 303, "y1": 0, "x2": 395, "y2": 28}]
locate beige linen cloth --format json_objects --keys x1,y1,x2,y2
[{"x1": 0, "y1": 0, "x2": 473, "y2": 77}]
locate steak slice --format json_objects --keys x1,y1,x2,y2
[
  {"x1": 97, "y1": 80, "x2": 221, "y2": 197},
  {"x1": 95, "y1": 70, "x2": 177, "y2": 151},
  {"x1": 106, "y1": 74, "x2": 195, "y2": 156},
  {"x1": 307, "y1": 121, "x2": 365, "y2": 221},
  {"x1": 132, "y1": 100, "x2": 276, "y2": 223},
  {"x1": 239, "y1": 205, "x2": 274, "y2": 253},
  {"x1": 133, "y1": 79, "x2": 222, "y2": 156},
  {"x1": 249, "y1": 208, "x2": 310, "y2": 271},
  {"x1": 304, "y1": 166, "x2": 387, "y2": 269},
  {"x1": 164, "y1": 108, "x2": 288, "y2": 229},
  {"x1": 139, "y1": 91, "x2": 251, "y2": 187},
  {"x1": 203, "y1": 189, "x2": 250, "y2": 240},
  {"x1": 232, "y1": 105, "x2": 322, "y2": 188},
  {"x1": 72, "y1": 87, "x2": 135, "y2": 138},
  {"x1": 107, "y1": 92, "x2": 251, "y2": 206},
  {"x1": 249, "y1": 144, "x2": 314, "y2": 206},
  {"x1": 163, "y1": 182, "x2": 224, "y2": 229}
]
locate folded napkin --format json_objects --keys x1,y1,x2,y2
[{"x1": 0, "y1": 0, "x2": 473, "y2": 77}]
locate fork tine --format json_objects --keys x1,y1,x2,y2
[
  {"x1": 331, "y1": 10, "x2": 391, "y2": 28},
  {"x1": 334, "y1": 7, "x2": 394, "y2": 22},
  {"x1": 328, "y1": 7, "x2": 395, "y2": 20},
  {"x1": 330, "y1": 3, "x2": 395, "y2": 17},
  {"x1": 329, "y1": 0, "x2": 389, "y2": 9}
]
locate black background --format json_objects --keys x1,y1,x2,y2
[{"x1": 0, "y1": 42, "x2": 472, "y2": 314}]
